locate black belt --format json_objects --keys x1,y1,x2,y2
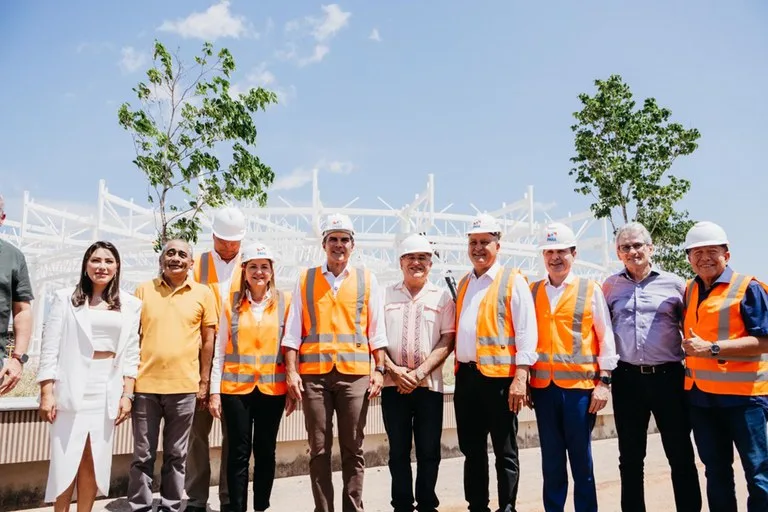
[
  {"x1": 458, "y1": 361, "x2": 479, "y2": 371},
  {"x1": 617, "y1": 361, "x2": 682, "y2": 375}
]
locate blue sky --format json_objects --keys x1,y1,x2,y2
[{"x1": 1, "y1": 1, "x2": 767, "y2": 276}]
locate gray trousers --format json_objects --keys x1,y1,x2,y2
[
  {"x1": 185, "y1": 406, "x2": 230, "y2": 507},
  {"x1": 128, "y1": 393, "x2": 197, "y2": 512}
]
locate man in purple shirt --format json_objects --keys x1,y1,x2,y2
[{"x1": 602, "y1": 222, "x2": 701, "y2": 512}]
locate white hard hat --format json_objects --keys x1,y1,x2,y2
[
  {"x1": 466, "y1": 213, "x2": 502, "y2": 235},
  {"x1": 241, "y1": 241, "x2": 274, "y2": 263},
  {"x1": 684, "y1": 221, "x2": 729, "y2": 250},
  {"x1": 538, "y1": 222, "x2": 577, "y2": 250},
  {"x1": 398, "y1": 234, "x2": 434, "y2": 257},
  {"x1": 322, "y1": 213, "x2": 355, "y2": 237},
  {"x1": 212, "y1": 207, "x2": 246, "y2": 242}
]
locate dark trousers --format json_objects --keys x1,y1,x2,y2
[
  {"x1": 530, "y1": 384, "x2": 596, "y2": 512},
  {"x1": 221, "y1": 388, "x2": 286, "y2": 512},
  {"x1": 454, "y1": 363, "x2": 520, "y2": 512},
  {"x1": 612, "y1": 362, "x2": 701, "y2": 512},
  {"x1": 381, "y1": 386, "x2": 444, "y2": 512},
  {"x1": 690, "y1": 403, "x2": 768, "y2": 512}
]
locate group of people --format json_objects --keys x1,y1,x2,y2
[{"x1": 0, "y1": 193, "x2": 767, "y2": 512}]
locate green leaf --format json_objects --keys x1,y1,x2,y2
[
  {"x1": 118, "y1": 39, "x2": 278, "y2": 251},
  {"x1": 570, "y1": 74, "x2": 700, "y2": 278}
]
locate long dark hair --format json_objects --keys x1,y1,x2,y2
[{"x1": 71, "y1": 241, "x2": 122, "y2": 310}]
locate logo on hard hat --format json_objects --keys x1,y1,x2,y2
[
  {"x1": 473, "y1": 219, "x2": 482, "y2": 228},
  {"x1": 331, "y1": 219, "x2": 342, "y2": 227},
  {"x1": 546, "y1": 231, "x2": 558, "y2": 242}
]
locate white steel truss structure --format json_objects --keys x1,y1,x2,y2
[{"x1": 1, "y1": 172, "x2": 619, "y2": 354}]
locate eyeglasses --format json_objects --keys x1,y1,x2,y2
[{"x1": 618, "y1": 242, "x2": 647, "y2": 254}]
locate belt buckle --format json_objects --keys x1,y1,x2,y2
[
  {"x1": 639, "y1": 365, "x2": 655, "y2": 375},
  {"x1": 466, "y1": 361, "x2": 478, "y2": 370}
]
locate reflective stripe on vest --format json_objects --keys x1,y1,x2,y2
[
  {"x1": 454, "y1": 266, "x2": 518, "y2": 378},
  {"x1": 221, "y1": 291, "x2": 288, "y2": 395},
  {"x1": 683, "y1": 272, "x2": 768, "y2": 396},
  {"x1": 298, "y1": 267, "x2": 371, "y2": 375},
  {"x1": 199, "y1": 252, "x2": 212, "y2": 284},
  {"x1": 530, "y1": 277, "x2": 599, "y2": 389}
]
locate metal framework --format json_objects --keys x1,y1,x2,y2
[{"x1": 1, "y1": 171, "x2": 618, "y2": 354}]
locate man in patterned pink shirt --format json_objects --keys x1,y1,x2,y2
[{"x1": 382, "y1": 234, "x2": 456, "y2": 512}]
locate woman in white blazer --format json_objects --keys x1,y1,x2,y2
[{"x1": 37, "y1": 241, "x2": 141, "y2": 512}]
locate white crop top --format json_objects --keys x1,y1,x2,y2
[{"x1": 89, "y1": 308, "x2": 121, "y2": 352}]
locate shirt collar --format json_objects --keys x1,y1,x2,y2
[
  {"x1": 472, "y1": 261, "x2": 501, "y2": 281},
  {"x1": 322, "y1": 261, "x2": 351, "y2": 277},
  {"x1": 211, "y1": 250, "x2": 237, "y2": 265},
  {"x1": 619, "y1": 265, "x2": 660, "y2": 282},
  {"x1": 545, "y1": 272, "x2": 576, "y2": 288},
  {"x1": 394, "y1": 280, "x2": 437, "y2": 299},
  {"x1": 695, "y1": 265, "x2": 733, "y2": 289},
  {"x1": 246, "y1": 288, "x2": 272, "y2": 305},
  {"x1": 155, "y1": 276, "x2": 192, "y2": 292}
]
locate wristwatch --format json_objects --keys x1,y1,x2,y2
[
  {"x1": 374, "y1": 365, "x2": 387, "y2": 376},
  {"x1": 11, "y1": 352, "x2": 29, "y2": 365},
  {"x1": 122, "y1": 393, "x2": 135, "y2": 402},
  {"x1": 416, "y1": 367, "x2": 426, "y2": 381},
  {"x1": 599, "y1": 375, "x2": 612, "y2": 386},
  {"x1": 710, "y1": 342, "x2": 721, "y2": 357}
]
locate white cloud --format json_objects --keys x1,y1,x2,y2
[
  {"x1": 369, "y1": 28, "x2": 381, "y2": 42},
  {"x1": 282, "y1": 4, "x2": 351, "y2": 66},
  {"x1": 298, "y1": 45, "x2": 330, "y2": 66},
  {"x1": 309, "y1": 4, "x2": 352, "y2": 42},
  {"x1": 157, "y1": 1, "x2": 251, "y2": 40},
  {"x1": 230, "y1": 63, "x2": 296, "y2": 105},
  {"x1": 119, "y1": 46, "x2": 147, "y2": 73},
  {"x1": 273, "y1": 159, "x2": 355, "y2": 191}
]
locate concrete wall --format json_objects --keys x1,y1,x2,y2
[{"x1": 0, "y1": 394, "x2": 648, "y2": 510}]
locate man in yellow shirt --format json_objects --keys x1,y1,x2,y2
[{"x1": 127, "y1": 239, "x2": 218, "y2": 512}]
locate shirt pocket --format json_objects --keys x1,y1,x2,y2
[{"x1": 421, "y1": 304, "x2": 442, "y2": 344}]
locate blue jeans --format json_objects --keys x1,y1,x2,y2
[
  {"x1": 689, "y1": 403, "x2": 768, "y2": 512},
  {"x1": 530, "y1": 384, "x2": 597, "y2": 512}
]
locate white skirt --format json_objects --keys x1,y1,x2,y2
[{"x1": 45, "y1": 357, "x2": 115, "y2": 503}]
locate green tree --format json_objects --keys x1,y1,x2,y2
[
  {"x1": 118, "y1": 40, "x2": 277, "y2": 249},
  {"x1": 569, "y1": 74, "x2": 701, "y2": 277}
]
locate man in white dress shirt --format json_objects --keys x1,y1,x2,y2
[
  {"x1": 186, "y1": 206, "x2": 247, "y2": 512},
  {"x1": 454, "y1": 213, "x2": 538, "y2": 512},
  {"x1": 282, "y1": 213, "x2": 388, "y2": 512},
  {"x1": 528, "y1": 223, "x2": 618, "y2": 512}
]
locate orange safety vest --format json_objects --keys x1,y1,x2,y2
[
  {"x1": 193, "y1": 251, "x2": 242, "y2": 316},
  {"x1": 529, "y1": 277, "x2": 600, "y2": 389},
  {"x1": 220, "y1": 290, "x2": 290, "y2": 395},
  {"x1": 683, "y1": 272, "x2": 768, "y2": 396},
  {"x1": 298, "y1": 266, "x2": 372, "y2": 375},
  {"x1": 455, "y1": 266, "x2": 519, "y2": 378}
]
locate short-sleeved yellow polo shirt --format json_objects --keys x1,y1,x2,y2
[{"x1": 134, "y1": 277, "x2": 218, "y2": 394}]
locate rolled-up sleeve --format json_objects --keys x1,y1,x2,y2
[
  {"x1": 366, "y1": 273, "x2": 388, "y2": 350},
  {"x1": 210, "y1": 309, "x2": 228, "y2": 394},
  {"x1": 440, "y1": 291, "x2": 456, "y2": 334},
  {"x1": 592, "y1": 284, "x2": 619, "y2": 370},
  {"x1": 511, "y1": 274, "x2": 538, "y2": 366},
  {"x1": 281, "y1": 278, "x2": 304, "y2": 350}
]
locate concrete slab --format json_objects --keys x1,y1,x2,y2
[{"x1": 19, "y1": 433, "x2": 747, "y2": 511}]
